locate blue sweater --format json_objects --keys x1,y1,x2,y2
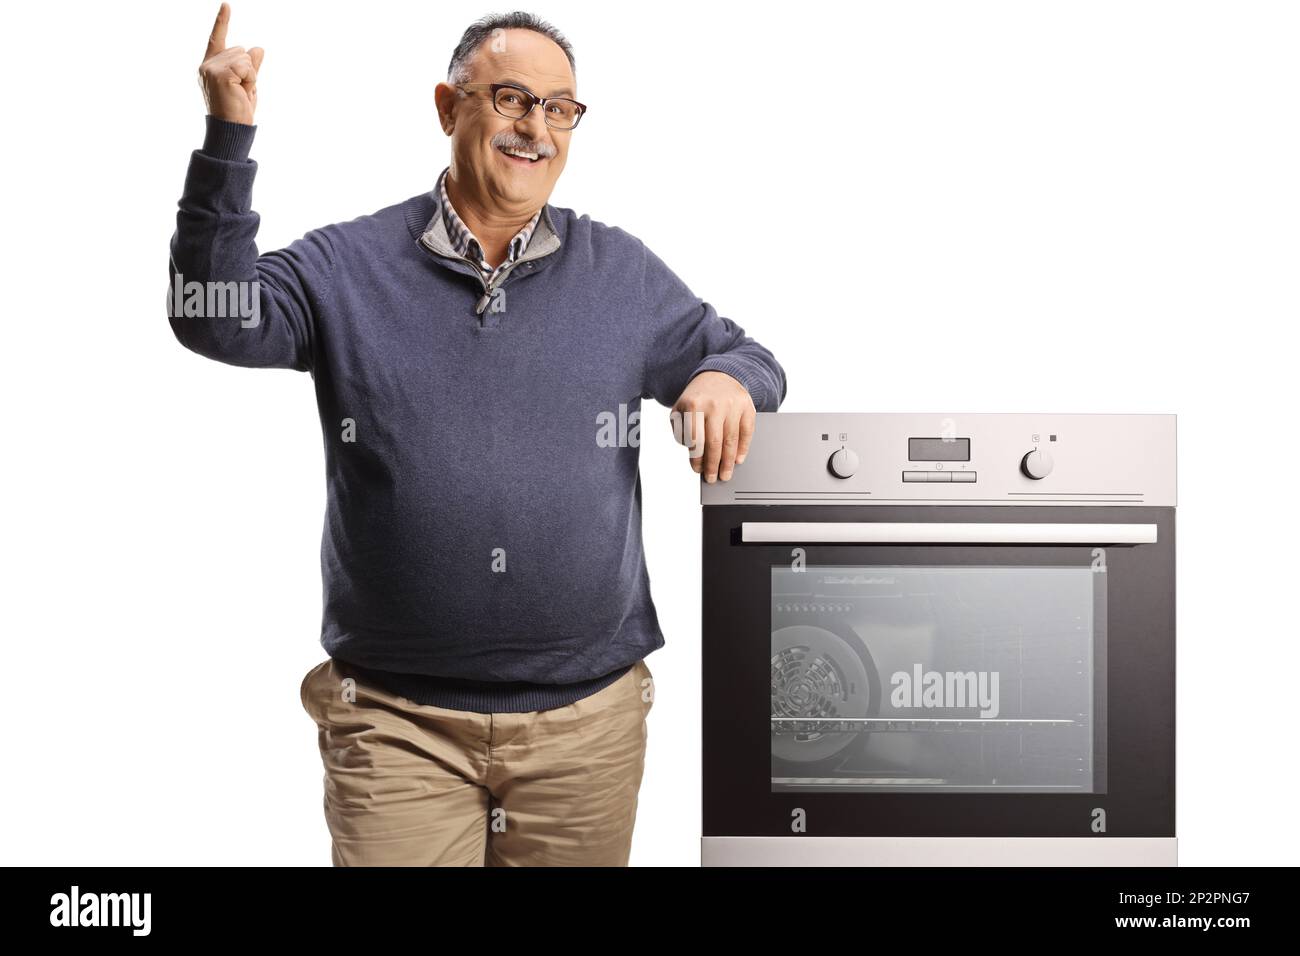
[{"x1": 169, "y1": 116, "x2": 787, "y2": 711}]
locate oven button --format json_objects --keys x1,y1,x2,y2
[
  {"x1": 828, "y1": 447, "x2": 859, "y2": 478},
  {"x1": 951, "y1": 471, "x2": 977, "y2": 482},
  {"x1": 1020, "y1": 448, "x2": 1055, "y2": 479},
  {"x1": 926, "y1": 471, "x2": 952, "y2": 482},
  {"x1": 902, "y1": 471, "x2": 928, "y2": 482}
]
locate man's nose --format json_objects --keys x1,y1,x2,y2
[{"x1": 514, "y1": 106, "x2": 548, "y2": 142}]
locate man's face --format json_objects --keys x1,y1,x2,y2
[{"x1": 437, "y1": 29, "x2": 577, "y2": 212}]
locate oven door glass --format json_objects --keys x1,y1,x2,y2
[{"x1": 771, "y1": 564, "x2": 1105, "y2": 793}]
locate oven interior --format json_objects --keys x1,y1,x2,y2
[{"x1": 770, "y1": 564, "x2": 1104, "y2": 794}]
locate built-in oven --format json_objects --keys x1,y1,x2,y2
[{"x1": 700, "y1": 413, "x2": 1175, "y2": 866}]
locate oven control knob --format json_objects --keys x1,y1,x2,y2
[
  {"x1": 1020, "y1": 448, "x2": 1054, "y2": 479},
  {"x1": 828, "y1": 447, "x2": 859, "y2": 479}
]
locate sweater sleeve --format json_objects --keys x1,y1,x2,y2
[
  {"x1": 637, "y1": 240, "x2": 787, "y2": 412},
  {"x1": 166, "y1": 115, "x2": 334, "y2": 372}
]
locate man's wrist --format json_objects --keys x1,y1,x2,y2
[
  {"x1": 689, "y1": 359, "x2": 764, "y2": 409},
  {"x1": 200, "y1": 114, "x2": 257, "y2": 162}
]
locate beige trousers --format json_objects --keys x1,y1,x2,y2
[{"x1": 299, "y1": 655, "x2": 654, "y2": 866}]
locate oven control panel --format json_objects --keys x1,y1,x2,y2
[{"x1": 699, "y1": 412, "x2": 1175, "y2": 506}]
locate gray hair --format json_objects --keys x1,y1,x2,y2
[{"x1": 447, "y1": 12, "x2": 576, "y2": 85}]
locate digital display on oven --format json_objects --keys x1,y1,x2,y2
[{"x1": 908, "y1": 437, "x2": 971, "y2": 461}]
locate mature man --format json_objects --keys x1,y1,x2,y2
[{"x1": 170, "y1": 4, "x2": 786, "y2": 866}]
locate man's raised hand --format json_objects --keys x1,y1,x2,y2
[{"x1": 198, "y1": 3, "x2": 263, "y2": 126}]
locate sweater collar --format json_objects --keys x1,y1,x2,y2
[
  {"x1": 436, "y1": 167, "x2": 541, "y2": 267},
  {"x1": 409, "y1": 168, "x2": 562, "y2": 264}
]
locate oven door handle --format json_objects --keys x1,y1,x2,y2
[{"x1": 740, "y1": 522, "x2": 1158, "y2": 544}]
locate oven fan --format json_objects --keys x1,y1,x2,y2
[{"x1": 771, "y1": 624, "x2": 880, "y2": 775}]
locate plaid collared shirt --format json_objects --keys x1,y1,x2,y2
[{"x1": 437, "y1": 167, "x2": 542, "y2": 286}]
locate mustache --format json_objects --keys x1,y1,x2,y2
[{"x1": 491, "y1": 130, "x2": 557, "y2": 159}]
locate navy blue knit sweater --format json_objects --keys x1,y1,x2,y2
[{"x1": 169, "y1": 116, "x2": 787, "y2": 711}]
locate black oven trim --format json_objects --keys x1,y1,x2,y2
[{"x1": 701, "y1": 504, "x2": 1174, "y2": 839}]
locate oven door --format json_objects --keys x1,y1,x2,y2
[{"x1": 702, "y1": 504, "x2": 1174, "y2": 840}]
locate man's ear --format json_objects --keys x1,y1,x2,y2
[{"x1": 433, "y1": 83, "x2": 458, "y2": 135}]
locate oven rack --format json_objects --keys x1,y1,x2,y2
[{"x1": 770, "y1": 716, "x2": 1079, "y2": 734}]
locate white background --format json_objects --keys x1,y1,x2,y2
[{"x1": 2, "y1": 0, "x2": 1295, "y2": 866}]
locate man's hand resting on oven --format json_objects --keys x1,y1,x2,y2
[{"x1": 671, "y1": 371, "x2": 756, "y2": 483}]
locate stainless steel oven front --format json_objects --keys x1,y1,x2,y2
[{"x1": 700, "y1": 413, "x2": 1175, "y2": 866}]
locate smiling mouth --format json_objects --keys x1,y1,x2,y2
[{"x1": 497, "y1": 144, "x2": 545, "y2": 164}]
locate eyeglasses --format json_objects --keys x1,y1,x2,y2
[{"x1": 456, "y1": 83, "x2": 587, "y2": 131}]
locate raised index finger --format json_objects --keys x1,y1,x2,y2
[{"x1": 204, "y1": 2, "x2": 230, "y2": 60}]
